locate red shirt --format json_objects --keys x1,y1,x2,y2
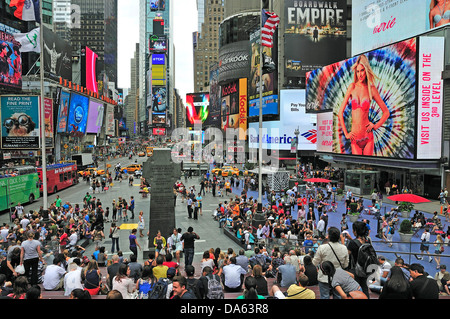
[{"x1": 163, "y1": 261, "x2": 178, "y2": 269}]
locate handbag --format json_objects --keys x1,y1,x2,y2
[{"x1": 109, "y1": 227, "x2": 116, "y2": 239}]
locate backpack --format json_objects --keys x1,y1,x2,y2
[
  {"x1": 148, "y1": 278, "x2": 169, "y2": 299},
  {"x1": 206, "y1": 275, "x2": 224, "y2": 299},
  {"x1": 389, "y1": 226, "x2": 394, "y2": 235},
  {"x1": 353, "y1": 239, "x2": 378, "y2": 278},
  {"x1": 187, "y1": 278, "x2": 202, "y2": 299}
]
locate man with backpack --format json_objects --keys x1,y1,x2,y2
[
  {"x1": 199, "y1": 266, "x2": 224, "y2": 299},
  {"x1": 185, "y1": 265, "x2": 202, "y2": 299},
  {"x1": 347, "y1": 221, "x2": 378, "y2": 299}
]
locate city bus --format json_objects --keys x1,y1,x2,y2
[
  {"x1": 0, "y1": 166, "x2": 41, "y2": 212},
  {"x1": 37, "y1": 163, "x2": 79, "y2": 194}
]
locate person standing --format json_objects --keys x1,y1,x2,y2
[
  {"x1": 186, "y1": 197, "x2": 193, "y2": 219},
  {"x1": 109, "y1": 223, "x2": 120, "y2": 254},
  {"x1": 181, "y1": 227, "x2": 200, "y2": 267},
  {"x1": 153, "y1": 230, "x2": 166, "y2": 259},
  {"x1": 418, "y1": 228, "x2": 432, "y2": 262},
  {"x1": 138, "y1": 211, "x2": 145, "y2": 237},
  {"x1": 129, "y1": 229, "x2": 141, "y2": 259},
  {"x1": 20, "y1": 231, "x2": 43, "y2": 286},
  {"x1": 129, "y1": 196, "x2": 135, "y2": 219}
]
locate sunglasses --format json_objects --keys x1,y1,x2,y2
[{"x1": 4, "y1": 115, "x2": 30, "y2": 129}]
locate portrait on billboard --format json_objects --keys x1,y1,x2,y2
[
  {"x1": 152, "y1": 86, "x2": 167, "y2": 112},
  {"x1": 57, "y1": 91, "x2": 70, "y2": 133},
  {"x1": 1, "y1": 96, "x2": 40, "y2": 149},
  {"x1": 43, "y1": 26, "x2": 72, "y2": 81},
  {"x1": 307, "y1": 38, "x2": 417, "y2": 159},
  {"x1": 0, "y1": 31, "x2": 22, "y2": 90}
]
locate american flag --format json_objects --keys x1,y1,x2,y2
[{"x1": 261, "y1": 9, "x2": 280, "y2": 48}]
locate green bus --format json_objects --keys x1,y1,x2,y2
[{"x1": 0, "y1": 166, "x2": 41, "y2": 213}]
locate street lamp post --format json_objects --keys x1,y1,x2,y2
[{"x1": 294, "y1": 127, "x2": 299, "y2": 179}]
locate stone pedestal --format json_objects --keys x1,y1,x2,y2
[{"x1": 142, "y1": 148, "x2": 181, "y2": 255}]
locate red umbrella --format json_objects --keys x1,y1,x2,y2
[
  {"x1": 304, "y1": 178, "x2": 331, "y2": 183},
  {"x1": 387, "y1": 194, "x2": 430, "y2": 204}
]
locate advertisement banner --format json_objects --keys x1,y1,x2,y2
[
  {"x1": 57, "y1": 90, "x2": 70, "y2": 133},
  {"x1": 248, "y1": 29, "x2": 278, "y2": 117},
  {"x1": 81, "y1": 46, "x2": 99, "y2": 93},
  {"x1": 43, "y1": 97, "x2": 54, "y2": 148},
  {"x1": 186, "y1": 93, "x2": 209, "y2": 128},
  {"x1": 153, "y1": 128, "x2": 166, "y2": 135},
  {"x1": 149, "y1": 35, "x2": 167, "y2": 51},
  {"x1": 239, "y1": 78, "x2": 248, "y2": 141},
  {"x1": 306, "y1": 38, "x2": 417, "y2": 159},
  {"x1": 1, "y1": 95, "x2": 40, "y2": 149},
  {"x1": 42, "y1": 26, "x2": 72, "y2": 81},
  {"x1": 86, "y1": 100, "x2": 104, "y2": 134},
  {"x1": 0, "y1": 24, "x2": 22, "y2": 90},
  {"x1": 152, "y1": 112, "x2": 166, "y2": 126},
  {"x1": 151, "y1": 64, "x2": 166, "y2": 86},
  {"x1": 67, "y1": 93, "x2": 89, "y2": 137},
  {"x1": 105, "y1": 105, "x2": 115, "y2": 136},
  {"x1": 316, "y1": 112, "x2": 333, "y2": 153},
  {"x1": 150, "y1": 0, "x2": 165, "y2": 11},
  {"x1": 248, "y1": 89, "x2": 317, "y2": 151},
  {"x1": 352, "y1": 0, "x2": 438, "y2": 56},
  {"x1": 218, "y1": 41, "x2": 251, "y2": 83},
  {"x1": 284, "y1": 0, "x2": 347, "y2": 77},
  {"x1": 152, "y1": 86, "x2": 167, "y2": 112},
  {"x1": 416, "y1": 37, "x2": 444, "y2": 159}
]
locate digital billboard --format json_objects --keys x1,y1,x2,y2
[
  {"x1": 1, "y1": 95, "x2": 40, "y2": 149},
  {"x1": 57, "y1": 90, "x2": 70, "y2": 133},
  {"x1": 284, "y1": 0, "x2": 347, "y2": 77},
  {"x1": 208, "y1": 63, "x2": 221, "y2": 127},
  {"x1": 67, "y1": 93, "x2": 89, "y2": 137},
  {"x1": 248, "y1": 29, "x2": 278, "y2": 117},
  {"x1": 81, "y1": 46, "x2": 99, "y2": 93},
  {"x1": 306, "y1": 38, "x2": 418, "y2": 159},
  {"x1": 153, "y1": 128, "x2": 166, "y2": 135},
  {"x1": 352, "y1": 0, "x2": 441, "y2": 56},
  {"x1": 151, "y1": 64, "x2": 166, "y2": 86},
  {"x1": 150, "y1": 0, "x2": 165, "y2": 11},
  {"x1": 152, "y1": 86, "x2": 167, "y2": 112},
  {"x1": 248, "y1": 89, "x2": 317, "y2": 151},
  {"x1": 86, "y1": 100, "x2": 104, "y2": 134},
  {"x1": 105, "y1": 105, "x2": 115, "y2": 136},
  {"x1": 152, "y1": 112, "x2": 166, "y2": 126},
  {"x1": 150, "y1": 35, "x2": 167, "y2": 51},
  {"x1": 186, "y1": 93, "x2": 209, "y2": 128},
  {"x1": 0, "y1": 25, "x2": 22, "y2": 90}
]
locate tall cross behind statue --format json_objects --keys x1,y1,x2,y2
[{"x1": 142, "y1": 148, "x2": 181, "y2": 257}]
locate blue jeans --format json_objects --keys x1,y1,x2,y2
[
  {"x1": 111, "y1": 237, "x2": 120, "y2": 253},
  {"x1": 184, "y1": 248, "x2": 194, "y2": 267},
  {"x1": 319, "y1": 281, "x2": 341, "y2": 299}
]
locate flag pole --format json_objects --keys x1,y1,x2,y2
[
  {"x1": 256, "y1": 0, "x2": 264, "y2": 224},
  {"x1": 39, "y1": 3, "x2": 48, "y2": 210}
]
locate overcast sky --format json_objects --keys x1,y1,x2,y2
[{"x1": 117, "y1": 0, "x2": 197, "y2": 100}]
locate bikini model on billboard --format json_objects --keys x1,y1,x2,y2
[
  {"x1": 430, "y1": 0, "x2": 450, "y2": 29},
  {"x1": 337, "y1": 55, "x2": 390, "y2": 156}
]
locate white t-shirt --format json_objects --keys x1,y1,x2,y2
[
  {"x1": 64, "y1": 268, "x2": 83, "y2": 296},
  {"x1": 43, "y1": 264, "x2": 67, "y2": 290}
]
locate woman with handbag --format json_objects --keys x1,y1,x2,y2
[
  {"x1": 109, "y1": 223, "x2": 120, "y2": 254},
  {"x1": 153, "y1": 230, "x2": 166, "y2": 259},
  {"x1": 138, "y1": 211, "x2": 145, "y2": 237},
  {"x1": 169, "y1": 228, "x2": 183, "y2": 264}
]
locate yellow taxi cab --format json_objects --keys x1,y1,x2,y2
[
  {"x1": 78, "y1": 167, "x2": 105, "y2": 177},
  {"x1": 138, "y1": 151, "x2": 146, "y2": 157},
  {"x1": 121, "y1": 164, "x2": 142, "y2": 173}
]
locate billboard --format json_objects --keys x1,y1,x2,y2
[
  {"x1": 248, "y1": 29, "x2": 278, "y2": 117},
  {"x1": 152, "y1": 112, "x2": 166, "y2": 126},
  {"x1": 1, "y1": 96, "x2": 40, "y2": 149},
  {"x1": 105, "y1": 105, "x2": 115, "y2": 136},
  {"x1": 151, "y1": 64, "x2": 166, "y2": 86},
  {"x1": 249, "y1": 89, "x2": 317, "y2": 151},
  {"x1": 306, "y1": 38, "x2": 418, "y2": 159},
  {"x1": 81, "y1": 46, "x2": 99, "y2": 93},
  {"x1": 352, "y1": 0, "x2": 440, "y2": 56},
  {"x1": 0, "y1": 25, "x2": 22, "y2": 90},
  {"x1": 43, "y1": 97, "x2": 54, "y2": 148},
  {"x1": 42, "y1": 26, "x2": 72, "y2": 81},
  {"x1": 284, "y1": 0, "x2": 347, "y2": 77},
  {"x1": 150, "y1": 0, "x2": 165, "y2": 11},
  {"x1": 218, "y1": 41, "x2": 251, "y2": 83},
  {"x1": 238, "y1": 78, "x2": 248, "y2": 141},
  {"x1": 153, "y1": 128, "x2": 166, "y2": 135},
  {"x1": 149, "y1": 35, "x2": 167, "y2": 51},
  {"x1": 86, "y1": 100, "x2": 104, "y2": 134},
  {"x1": 67, "y1": 93, "x2": 89, "y2": 137},
  {"x1": 57, "y1": 90, "x2": 70, "y2": 133},
  {"x1": 152, "y1": 86, "x2": 167, "y2": 112},
  {"x1": 416, "y1": 37, "x2": 444, "y2": 159},
  {"x1": 186, "y1": 93, "x2": 209, "y2": 128}
]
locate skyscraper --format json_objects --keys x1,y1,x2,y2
[
  {"x1": 70, "y1": 0, "x2": 118, "y2": 87},
  {"x1": 193, "y1": 0, "x2": 224, "y2": 93}
]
